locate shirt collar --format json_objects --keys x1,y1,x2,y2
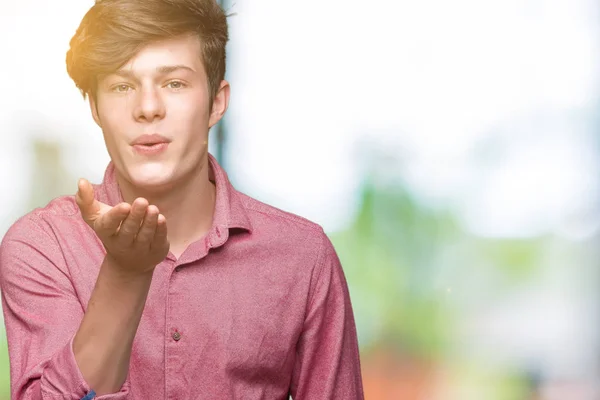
[{"x1": 95, "y1": 153, "x2": 253, "y2": 235}]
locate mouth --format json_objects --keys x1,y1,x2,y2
[
  {"x1": 131, "y1": 134, "x2": 171, "y2": 146},
  {"x1": 131, "y1": 134, "x2": 171, "y2": 155}
]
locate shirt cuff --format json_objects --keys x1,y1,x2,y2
[{"x1": 40, "y1": 336, "x2": 130, "y2": 399}]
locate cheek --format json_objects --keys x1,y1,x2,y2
[
  {"x1": 171, "y1": 92, "x2": 211, "y2": 121},
  {"x1": 97, "y1": 109, "x2": 128, "y2": 151},
  {"x1": 171, "y1": 107, "x2": 210, "y2": 140}
]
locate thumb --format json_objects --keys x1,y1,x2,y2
[{"x1": 75, "y1": 178, "x2": 99, "y2": 222}]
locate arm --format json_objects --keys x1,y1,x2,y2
[
  {"x1": 289, "y1": 231, "x2": 365, "y2": 399},
  {"x1": 0, "y1": 180, "x2": 169, "y2": 399},
  {"x1": 73, "y1": 181, "x2": 168, "y2": 396},
  {"x1": 0, "y1": 215, "x2": 130, "y2": 400},
  {"x1": 72, "y1": 256, "x2": 153, "y2": 396}
]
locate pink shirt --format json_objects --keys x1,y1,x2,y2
[{"x1": 0, "y1": 154, "x2": 364, "y2": 399}]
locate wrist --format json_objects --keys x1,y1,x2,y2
[
  {"x1": 90, "y1": 255, "x2": 154, "y2": 317},
  {"x1": 102, "y1": 254, "x2": 156, "y2": 283}
]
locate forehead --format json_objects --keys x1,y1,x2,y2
[{"x1": 118, "y1": 34, "x2": 204, "y2": 75}]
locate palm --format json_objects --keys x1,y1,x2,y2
[
  {"x1": 75, "y1": 178, "x2": 169, "y2": 274},
  {"x1": 90, "y1": 201, "x2": 116, "y2": 232}
]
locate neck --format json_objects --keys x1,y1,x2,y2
[{"x1": 116, "y1": 160, "x2": 217, "y2": 257}]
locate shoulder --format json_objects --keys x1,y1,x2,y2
[
  {"x1": 0, "y1": 195, "x2": 80, "y2": 260},
  {"x1": 237, "y1": 191, "x2": 329, "y2": 245},
  {"x1": 10, "y1": 195, "x2": 79, "y2": 226},
  {"x1": 0, "y1": 196, "x2": 88, "y2": 301},
  {"x1": 234, "y1": 191, "x2": 340, "y2": 271},
  {"x1": 234, "y1": 191, "x2": 343, "y2": 290}
]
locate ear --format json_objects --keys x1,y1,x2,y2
[
  {"x1": 88, "y1": 95, "x2": 101, "y2": 127},
  {"x1": 208, "y1": 80, "x2": 230, "y2": 129}
]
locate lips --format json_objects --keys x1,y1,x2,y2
[
  {"x1": 131, "y1": 134, "x2": 171, "y2": 146},
  {"x1": 131, "y1": 134, "x2": 171, "y2": 156}
]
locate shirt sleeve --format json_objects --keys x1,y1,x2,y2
[
  {"x1": 0, "y1": 214, "x2": 130, "y2": 400},
  {"x1": 289, "y1": 230, "x2": 365, "y2": 399}
]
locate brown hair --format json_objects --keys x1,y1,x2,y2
[{"x1": 66, "y1": 0, "x2": 229, "y2": 105}]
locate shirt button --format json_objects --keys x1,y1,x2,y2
[{"x1": 172, "y1": 331, "x2": 181, "y2": 341}]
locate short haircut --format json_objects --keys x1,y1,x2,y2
[{"x1": 66, "y1": 0, "x2": 230, "y2": 104}]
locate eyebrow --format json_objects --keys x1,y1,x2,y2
[
  {"x1": 111, "y1": 65, "x2": 196, "y2": 79},
  {"x1": 156, "y1": 65, "x2": 196, "y2": 74}
]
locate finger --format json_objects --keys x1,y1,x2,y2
[
  {"x1": 117, "y1": 198, "x2": 149, "y2": 243},
  {"x1": 135, "y1": 205, "x2": 159, "y2": 246},
  {"x1": 97, "y1": 202, "x2": 131, "y2": 235},
  {"x1": 75, "y1": 179, "x2": 98, "y2": 222},
  {"x1": 152, "y1": 214, "x2": 169, "y2": 249}
]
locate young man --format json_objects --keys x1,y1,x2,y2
[{"x1": 0, "y1": 0, "x2": 364, "y2": 399}]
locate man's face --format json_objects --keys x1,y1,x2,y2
[{"x1": 90, "y1": 34, "x2": 228, "y2": 192}]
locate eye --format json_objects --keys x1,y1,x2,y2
[
  {"x1": 112, "y1": 84, "x2": 132, "y2": 93},
  {"x1": 166, "y1": 81, "x2": 186, "y2": 90}
]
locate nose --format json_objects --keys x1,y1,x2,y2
[{"x1": 133, "y1": 86, "x2": 166, "y2": 123}]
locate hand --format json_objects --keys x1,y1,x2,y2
[{"x1": 75, "y1": 178, "x2": 170, "y2": 276}]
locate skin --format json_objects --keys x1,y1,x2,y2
[{"x1": 73, "y1": 33, "x2": 229, "y2": 395}]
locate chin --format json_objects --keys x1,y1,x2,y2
[{"x1": 126, "y1": 163, "x2": 177, "y2": 190}]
